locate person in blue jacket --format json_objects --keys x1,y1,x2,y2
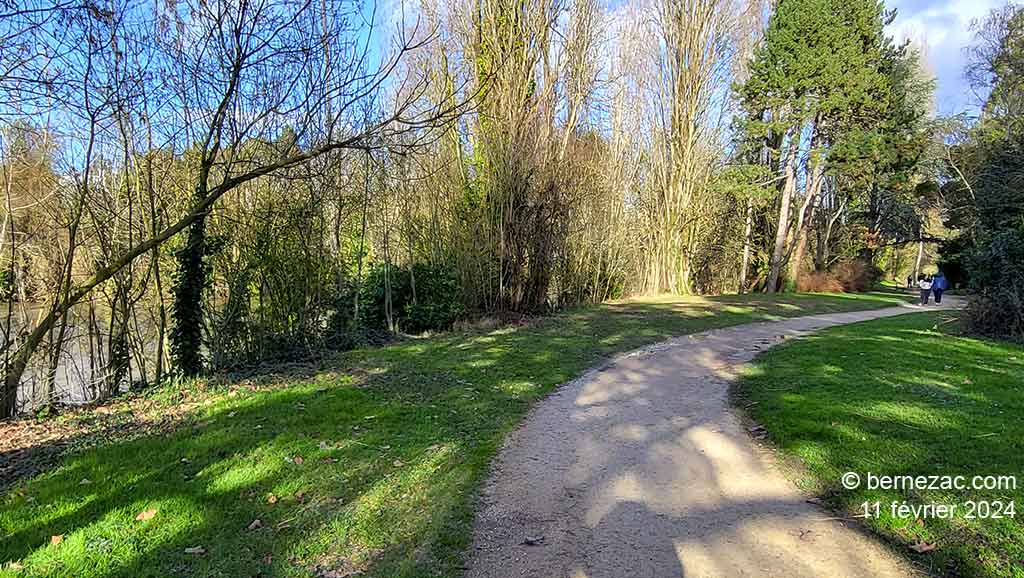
[{"x1": 932, "y1": 271, "x2": 948, "y2": 304}]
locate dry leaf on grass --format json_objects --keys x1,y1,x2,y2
[
  {"x1": 50, "y1": 535, "x2": 63, "y2": 545},
  {"x1": 184, "y1": 546, "x2": 206, "y2": 555},
  {"x1": 909, "y1": 541, "x2": 936, "y2": 553},
  {"x1": 248, "y1": 518, "x2": 263, "y2": 531},
  {"x1": 135, "y1": 509, "x2": 158, "y2": 521},
  {"x1": 267, "y1": 494, "x2": 278, "y2": 504}
]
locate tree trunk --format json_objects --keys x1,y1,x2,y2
[
  {"x1": 767, "y1": 139, "x2": 797, "y2": 293},
  {"x1": 789, "y1": 161, "x2": 825, "y2": 288},
  {"x1": 739, "y1": 197, "x2": 753, "y2": 293},
  {"x1": 170, "y1": 208, "x2": 208, "y2": 377},
  {"x1": 912, "y1": 239, "x2": 924, "y2": 283}
]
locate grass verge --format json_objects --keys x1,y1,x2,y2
[
  {"x1": 1, "y1": 290, "x2": 910, "y2": 578},
  {"x1": 736, "y1": 311, "x2": 1024, "y2": 578}
]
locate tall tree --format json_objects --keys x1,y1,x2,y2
[
  {"x1": 738, "y1": 0, "x2": 896, "y2": 291},
  {"x1": 0, "y1": 0, "x2": 460, "y2": 414}
]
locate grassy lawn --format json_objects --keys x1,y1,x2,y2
[
  {"x1": 736, "y1": 311, "x2": 1024, "y2": 578},
  {"x1": 0, "y1": 290, "x2": 911, "y2": 578}
]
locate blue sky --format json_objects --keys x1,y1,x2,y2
[{"x1": 886, "y1": 0, "x2": 1001, "y2": 116}]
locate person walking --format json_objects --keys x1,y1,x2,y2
[
  {"x1": 932, "y1": 271, "x2": 948, "y2": 304},
  {"x1": 918, "y1": 275, "x2": 932, "y2": 305}
]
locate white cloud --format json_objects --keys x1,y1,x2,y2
[{"x1": 886, "y1": 0, "x2": 1003, "y2": 115}]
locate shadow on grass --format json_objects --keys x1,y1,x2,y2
[
  {"x1": 736, "y1": 312, "x2": 1024, "y2": 578},
  {"x1": 1, "y1": 290, "x2": 912, "y2": 578}
]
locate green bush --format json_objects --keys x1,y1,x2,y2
[
  {"x1": 0, "y1": 268, "x2": 13, "y2": 302},
  {"x1": 937, "y1": 234, "x2": 972, "y2": 289},
  {"x1": 360, "y1": 263, "x2": 464, "y2": 333},
  {"x1": 966, "y1": 229, "x2": 1024, "y2": 341}
]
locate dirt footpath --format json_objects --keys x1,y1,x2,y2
[{"x1": 466, "y1": 302, "x2": 957, "y2": 578}]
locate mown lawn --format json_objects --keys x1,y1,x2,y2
[
  {"x1": 737, "y1": 311, "x2": 1024, "y2": 578},
  {"x1": 0, "y1": 290, "x2": 911, "y2": 578}
]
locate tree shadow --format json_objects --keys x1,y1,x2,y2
[
  {"x1": 468, "y1": 311, "x2": 933, "y2": 578},
  {"x1": 735, "y1": 314, "x2": 1024, "y2": 578},
  {"x1": 1, "y1": 291, "x2": 917, "y2": 577}
]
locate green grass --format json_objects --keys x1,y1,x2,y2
[
  {"x1": 737, "y1": 312, "x2": 1024, "y2": 578},
  {"x1": 0, "y1": 290, "x2": 911, "y2": 578}
]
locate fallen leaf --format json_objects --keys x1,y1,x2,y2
[
  {"x1": 79, "y1": 478, "x2": 92, "y2": 485},
  {"x1": 262, "y1": 553, "x2": 273, "y2": 565},
  {"x1": 294, "y1": 491, "x2": 307, "y2": 503},
  {"x1": 909, "y1": 541, "x2": 936, "y2": 553},
  {"x1": 293, "y1": 455, "x2": 304, "y2": 465},
  {"x1": 184, "y1": 546, "x2": 206, "y2": 555},
  {"x1": 267, "y1": 494, "x2": 279, "y2": 505},
  {"x1": 247, "y1": 518, "x2": 263, "y2": 531},
  {"x1": 318, "y1": 441, "x2": 330, "y2": 450},
  {"x1": 50, "y1": 535, "x2": 63, "y2": 545},
  {"x1": 962, "y1": 378, "x2": 973, "y2": 385},
  {"x1": 392, "y1": 460, "x2": 404, "y2": 467},
  {"x1": 135, "y1": 509, "x2": 158, "y2": 521}
]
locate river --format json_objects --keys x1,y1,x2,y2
[{"x1": 2, "y1": 302, "x2": 162, "y2": 412}]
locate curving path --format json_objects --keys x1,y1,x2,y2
[{"x1": 466, "y1": 300, "x2": 960, "y2": 578}]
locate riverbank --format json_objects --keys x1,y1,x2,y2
[{"x1": 1, "y1": 290, "x2": 911, "y2": 578}]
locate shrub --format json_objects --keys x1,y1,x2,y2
[
  {"x1": 937, "y1": 234, "x2": 973, "y2": 289},
  {"x1": 965, "y1": 229, "x2": 1024, "y2": 341},
  {"x1": 833, "y1": 259, "x2": 883, "y2": 292},
  {"x1": 0, "y1": 268, "x2": 13, "y2": 301},
  {"x1": 796, "y1": 271, "x2": 843, "y2": 293},
  {"x1": 360, "y1": 263, "x2": 464, "y2": 333}
]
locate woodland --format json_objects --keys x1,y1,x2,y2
[{"x1": 1, "y1": 0, "x2": 1022, "y2": 418}]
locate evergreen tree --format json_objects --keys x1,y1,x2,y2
[{"x1": 737, "y1": 0, "x2": 927, "y2": 290}]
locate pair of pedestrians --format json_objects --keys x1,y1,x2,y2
[{"x1": 917, "y1": 272, "x2": 948, "y2": 305}]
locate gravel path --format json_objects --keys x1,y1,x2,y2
[{"x1": 466, "y1": 301, "x2": 959, "y2": 578}]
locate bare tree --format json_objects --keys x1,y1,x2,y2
[{"x1": 1, "y1": 0, "x2": 464, "y2": 416}]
